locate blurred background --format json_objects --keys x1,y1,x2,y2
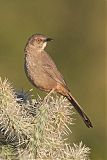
[{"x1": 0, "y1": 0, "x2": 106, "y2": 159}]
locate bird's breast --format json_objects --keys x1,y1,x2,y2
[{"x1": 24, "y1": 53, "x2": 56, "y2": 91}]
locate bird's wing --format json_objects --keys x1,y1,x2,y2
[
  {"x1": 43, "y1": 63, "x2": 66, "y2": 84},
  {"x1": 42, "y1": 52, "x2": 69, "y2": 90}
]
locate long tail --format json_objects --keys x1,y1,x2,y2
[{"x1": 66, "y1": 93, "x2": 93, "y2": 128}]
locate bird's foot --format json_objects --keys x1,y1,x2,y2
[{"x1": 44, "y1": 89, "x2": 55, "y2": 102}]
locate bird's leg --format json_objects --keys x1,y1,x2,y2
[{"x1": 44, "y1": 88, "x2": 55, "y2": 102}]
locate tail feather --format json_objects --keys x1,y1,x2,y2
[{"x1": 66, "y1": 93, "x2": 93, "y2": 128}]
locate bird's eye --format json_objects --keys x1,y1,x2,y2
[{"x1": 36, "y1": 38, "x2": 42, "y2": 43}]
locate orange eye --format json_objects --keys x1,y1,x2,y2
[{"x1": 36, "y1": 38, "x2": 42, "y2": 43}]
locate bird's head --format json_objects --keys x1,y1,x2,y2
[{"x1": 25, "y1": 34, "x2": 53, "y2": 52}]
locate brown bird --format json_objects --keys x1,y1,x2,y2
[{"x1": 24, "y1": 34, "x2": 93, "y2": 128}]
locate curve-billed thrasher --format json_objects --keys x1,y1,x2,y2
[{"x1": 24, "y1": 34, "x2": 93, "y2": 128}]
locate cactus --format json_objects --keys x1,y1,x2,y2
[{"x1": 0, "y1": 78, "x2": 90, "y2": 160}]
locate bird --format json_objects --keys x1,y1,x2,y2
[{"x1": 24, "y1": 34, "x2": 93, "y2": 128}]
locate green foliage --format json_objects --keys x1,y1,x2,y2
[{"x1": 0, "y1": 78, "x2": 90, "y2": 159}]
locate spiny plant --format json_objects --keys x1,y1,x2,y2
[{"x1": 0, "y1": 78, "x2": 91, "y2": 160}]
